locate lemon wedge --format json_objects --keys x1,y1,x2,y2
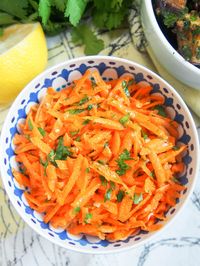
[{"x1": 0, "y1": 23, "x2": 48, "y2": 104}]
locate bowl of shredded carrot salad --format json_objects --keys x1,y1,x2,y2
[{"x1": 0, "y1": 56, "x2": 199, "y2": 253}]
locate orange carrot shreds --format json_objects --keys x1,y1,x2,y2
[{"x1": 13, "y1": 69, "x2": 187, "y2": 241}]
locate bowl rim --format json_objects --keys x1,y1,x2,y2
[
  {"x1": 0, "y1": 55, "x2": 199, "y2": 254},
  {"x1": 142, "y1": 0, "x2": 200, "y2": 75}
]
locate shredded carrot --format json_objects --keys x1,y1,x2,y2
[{"x1": 13, "y1": 69, "x2": 187, "y2": 241}]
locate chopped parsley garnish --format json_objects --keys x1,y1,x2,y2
[
  {"x1": 133, "y1": 193, "x2": 143, "y2": 204},
  {"x1": 84, "y1": 213, "x2": 92, "y2": 224},
  {"x1": 150, "y1": 171, "x2": 155, "y2": 178},
  {"x1": 104, "y1": 188, "x2": 112, "y2": 202},
  {"x1": 122, "y1": 80, "x2": 130, "y2": 97},
  {"x1": 141, "y1": 130, "x2": 148, "y2": 140},
  {"x1": 47, "y1": 137, "x2": 72, "y2": 166},
  {"x1": 70, "y1": 130, "x2": 79, "y2": 136},
  {"x1": 181, "y1": 45, "x2": 192, "y2": 61},
  {"x1": 68, "y1": 109, "x2": 85, "y2": 114},
  {"x1": 87, "y1": 104, "x2": 93, "y2": 110},
  {"x1": 82, "y1": 119, "x2": 90, "y2": 125},
  {"x1": 100, "y1": 175, "x2": 108, "y2": 186},
  {"x1": 116, "y1": 190, "x2": 125, "y2": 202},
  {"x1": 38, "y1": 127, "x2": 46, "y2": 137},
  {"x1": 40, "y1": 158, "x2": 48, "y2": 175},
  {"x1": 154, "y1": 105, "x2": 167, "y2": 117},
  {"x1": 85, "y1": 167, "x2": 90, "y2": 173},
  {"x1": 75, "y1": 136, "x2": 81, "y2": 142},
  {"x1": 73, "y1": 206, "x2": 81, "y2": 214},
  {"x1": 110, "y1": 181, "x2": 116, "y2": 190},
  {"x1": 116, "y1": 149, "x2": 132, "y2": 176},
  {"x1": 28, "y1": 119, "x2": 33, "y2": 130},
  {"x1": 119, "y1": 113, "x2": 130, "y2": 125},
  {"x1": 77, "y1": 96, "x2": 89, "y2": 105}
]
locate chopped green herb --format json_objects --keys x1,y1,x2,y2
[
  {"x1": 104, "y1": 142, "x2": 109, "y2": 148},
  {"x1": 196, "y1": 47, "x2": 200, "y2": 60},
  {"x1": 104, "y1": 188, "x2": 112, "y2": 202},
  {"x1": 110, "y1": 181, "x2": 116, "y2": 190},
  {"x1": 38, "y1": 127, "x2": 46, "y2": 137},
  {"x1": 127, "y1": 79, "x2": 134, "y2": 87},
  {"x1": 141, "y1": 130, "x2": 148, "y2": 140},
  {"x1": 133, "y1": 193, "x2": 143, "y2": 204},
  {"x1": 190, "y1": 12, "x2": 198, "y2": 21},
  {"x1": 122, "y1": 80, "x2": 130, "y2": 97},
  {"x1": 68, "y1": 109, "x2": 85, "y2": 114},
  {"x1": 172, "y1": 176, "x2": 180, "y2": 184},
  {"x1": 73, "y1": 206, "x2": 81, "y2": 214},
  {"x1": 87, "y1": 104, "x2": 93, "y2": 110},
  {"x1": 119, "y1": 113, "x2": 130, "y2": 125},
  {"x1": 40, "y1": 158, "x2": 48, "y2": 175},
  {"x1": 97, "y1": 160, "x2": 105, "y2": 165},
  {"x1": 183, "y1": 19, "x2": 190, "y2": 30},
  {"x1": 82, "y1": 119, "x2": 90, "y2": 125},
  {"x1": 70, "y1": 130, "x2": 79, "y2": 136},
  {"x1": 84, "y1": 213, "x2": 92, "y2": 224},
  {"x1": 75, "y1": 136, "x2": 81, "y2": 142},
  {"x1": 172, "y1": 146, "x2": 180, "y2": 151},
  {"x1": 116, "y1": 190, "x2": 125, "y2": 202},
  {"x1": 54, "y1": 137, "x2": 72, "y2": 161},
  {"x1": 181, "y1": 45, "x2": 192, "y2": 61},
  {"x1": 154, "y1": 105, "x2": 167, "y2": 117},
  {"x1": 85, "y1": 167, "x2": 90, "y2": 173},
  {"x1": 28, "y1": 119, "x2": 33, "y2": 130},
  {"x1": 48, "y1": 150, "x2": 55, "y2": 164},
  {"x1": 192, "y1": 27, "x2": 200, "y2": 36},
  {"x1": 77, "y1": 96, "x2": 89, "y2": 105},
  {"x1": 116, "y1": 149, "x2": 132, "y2": 176},
  {"x1": 150, "y1": 171, "x2": 155, "y2": 178},
  {"x1": 100, "y1": 175, "x2": 107, "y2": 186}
]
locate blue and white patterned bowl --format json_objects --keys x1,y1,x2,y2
[{"x1": 0, "y1": 56, "x2": 199, "y2": 254}]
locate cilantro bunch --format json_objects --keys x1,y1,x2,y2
[{"x1": 0, "y1": 0, "x2": 133, "y2": 55}]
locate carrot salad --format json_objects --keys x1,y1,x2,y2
[{"x1": 13, "y1": 69, "x2": 186, "y2": 241}]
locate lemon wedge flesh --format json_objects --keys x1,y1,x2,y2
[{"x1": 0, "y1": 23, "x2": 48, "y2": 104}]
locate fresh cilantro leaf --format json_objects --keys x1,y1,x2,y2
[
  {"x1": 82, "y1": 119, "x2": 90, "y2": 125},
  {"x1": 181, "y1": 45, "x2": 192, "y2": 61},
  {"x1": 154, "y1": 105, "x2": 167, "y2": 117},
  {"x1": 0, "y1": 0, "x2": 28, "y2": 20},
  {"x1": 162, "y1": 10, "x2": 179, "y2": 28},
  {"x1": 71, "y1": 25, "x2": 104, "y2": 55},
  {"x1": 85, "y1": 167, "x2": 90, "y2": 173},
  {"x1": 119, "y1": 113, "x2": 130, "y2": 125},
  {"x1": 28, "y1": 119, "x2": 33, "y2": 130},
  {"x1": 141, "y1": 130, "x2": 148, "y2": 140},
  {"x1": 110, "y1": 181, "x2": 115, "y2": 190},
  {"x1": 106, "y1": 11, "x2": 125, "y2": 30},
  {"x1": 53, "y1": 0, "x2": 66, "y2": 12},
  {"x1": 84, "y1": 213, "x2": 92, "y2": 224},
  {"x1": 77, "y1": 96, "x2": 89, "y2": 105},
  {"x1": 172, "y1": 146, "x2": 180, "y2": 151},
  {"x1": 68, "y1": 108, "x2": 85, "y2": 114},
  {"x1": 116, "y1": 149, "x2": 132, "y2": 176},
  {"x1": 97, "y1": 160, "x2": 105, "y2": 165},
  {"x1": 73, "y1": 206, "x2": 81, "y2": 214},
  {"x1": 100, "y1": 175, "x2": 107, "y2": 187},
  {"x1": 122, "y1": 81, "x2": 130, "y2": 97},
  {"x1": 65, "y1": 0, "x2": 88, "y2": 27},
  {"x1": 116, "y1": 190, "x2": 125, "y2": 202},
  {"x1": 70, "y1": 130, "x2": 79, "y2": 136},
  {"x1": 54, "y1": 136, "x2": 72, "y2": 161},
  {"x1": 0, "y1": 12, "x2": 16, "y2": 25},
  {"x1": 40, "y1": 158, "x2": 48, "y2": 175},
  {"x1": 93, "y1": 11, "x2": 108, "y2": 28},
  {"x1": 87, "y1": 104, "x2": 93, "y2": 110},
  {"x1": 75, "y1": 136, "x2": 81, "y2": 142},
  {"x1": 133, "y1": 193, "x2": 143, "y2": 204},
  {"x1": 38, "y1": 0, "x2": 51, "y2": 26},
  {"x1": 0, "y1": 28, "x2": 3, "y2": 36},
  {"x1": 48, "y1": 150, "x2": 55, "y2": 164},
  {"x1": 38, "y1": 127, "x2": 46, "y2": 137},
  {"x1": 104, "y1": 188, "x2": 112, "y2": 202}
]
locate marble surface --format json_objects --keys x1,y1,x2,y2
[{"x1": 0, "y1": 5, "x2": 200, "y2": 266}]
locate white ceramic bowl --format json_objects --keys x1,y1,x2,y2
[
  {"x1": 141, "y1": 0, "x2": 200, "y2": 90},
  {"x1": 0, "y1": 56, "x2": 199, "y2": 253}
]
